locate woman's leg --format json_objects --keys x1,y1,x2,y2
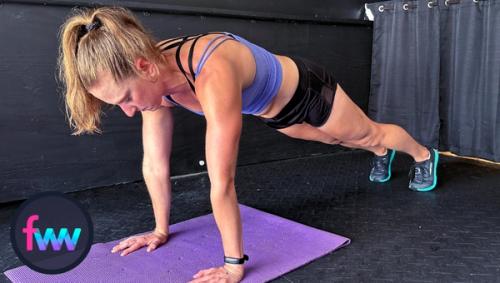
[
  {"x1": 317, "y1": 84, "x2": 430, "y2": 162},
  {"x1": 277, "y1": 123, "x2": 338, "y2": 144},
  {"x1": 269, "y1": 58, "x2": 437, "y2": 190},
  {"x1": 278, "y1": 122, "x2": 387, "y2": 156},
  {"x1": 278, "y1": 122, "x2": 394, "y2": 159}
]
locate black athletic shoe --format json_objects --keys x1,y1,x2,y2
[
  {"x1": 408, "y1": 148, "x2": 439, "y2": 192},
  {"x1": 369, "y1": 149, "x2": 396, "y2": 183}
]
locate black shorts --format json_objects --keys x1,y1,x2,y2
[{"x1": 258, "y1": 56, "x2": 338, "y2": 129}]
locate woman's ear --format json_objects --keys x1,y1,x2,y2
[{"x1": 134, "y1": 57, "x2": 159, "y2": 82}]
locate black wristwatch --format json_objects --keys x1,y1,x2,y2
[{"x1": 224, "y1": 254, "x2": 249, "y2": 264}]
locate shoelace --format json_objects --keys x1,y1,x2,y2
[
  {"x1": 372, "y1": 155, "x2": 388, "y2": 171},
  {"x1": 409, "y1": 162, "x2": 430, "y2": 183}
]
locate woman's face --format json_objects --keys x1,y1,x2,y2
[{"x1": 88, "y1": 60, "x2": 165, "y2": 117}]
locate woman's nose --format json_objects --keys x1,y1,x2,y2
[{"x1": 119, "y1": 104, "x2": 136, "y2": 117}]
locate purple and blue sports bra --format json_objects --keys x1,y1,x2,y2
[{"x1": 159, "y1": 32, "x2": 282, "y2": 115}]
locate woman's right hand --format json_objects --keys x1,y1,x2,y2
[{"x1": 111, "y1": 229, "x2": 168, "y2": 256}]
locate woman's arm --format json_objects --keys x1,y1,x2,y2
[
  {"x1": 110, "y1": 105, "x2": 174, "y2": 257},
  {"x1": 141, "y1": 107, "x2": 175, "y2": 236},
  {"x1": 193, "y1": 51, "x2": 246, "y2": 279}
]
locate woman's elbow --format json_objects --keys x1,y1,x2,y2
[
  {"x1": 142, "y1": 160, "x2": 170, "y2": 178},
  {"x1": 210, "y1": 178, "x2": 236, "y2": 197}
]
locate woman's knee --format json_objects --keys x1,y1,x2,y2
[{"x1": 352, "y1": 122, "x2": 385, "y2": 148}]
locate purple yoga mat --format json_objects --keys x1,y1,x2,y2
[{"x1": 5, "y1": 204, "x2": 350, "y2": 282}]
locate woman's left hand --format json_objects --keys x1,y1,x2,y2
[{"x1": 189, "y1": 264, "x2": 244, "y2": 283}]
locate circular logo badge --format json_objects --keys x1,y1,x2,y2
[{"x1": 10, "y1": 191, "x2": 93, "y2": 274}]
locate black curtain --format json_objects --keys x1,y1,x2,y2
[{"x1": 366, "y1": 0, "x2": 500, "y2": 161}]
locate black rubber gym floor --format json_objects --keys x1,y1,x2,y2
[{"x1": 1, "y1": 150, "x2": 500, "y2": 282}]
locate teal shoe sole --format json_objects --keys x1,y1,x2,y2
[
  {"x1": 414, "y1": 149, "x2": 439, "y2": 192},
  {"x1": 369, "y1": 149, "x2": 396, "y2": 183}
]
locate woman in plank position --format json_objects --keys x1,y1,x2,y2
[{"x1": 59, "y1": 6, "x2": 439, "y2": 283}]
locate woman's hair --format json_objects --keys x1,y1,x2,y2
[{"x1": 58, "y1": 6, "x2": 165, "y2": 135}]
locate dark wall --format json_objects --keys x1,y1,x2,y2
[
  {"x1": 0, "y1": 0, "x2": 374, "y2": 203},
  {"x1": 4, "y1": 0, "x2": 378, "y2": 23}
]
